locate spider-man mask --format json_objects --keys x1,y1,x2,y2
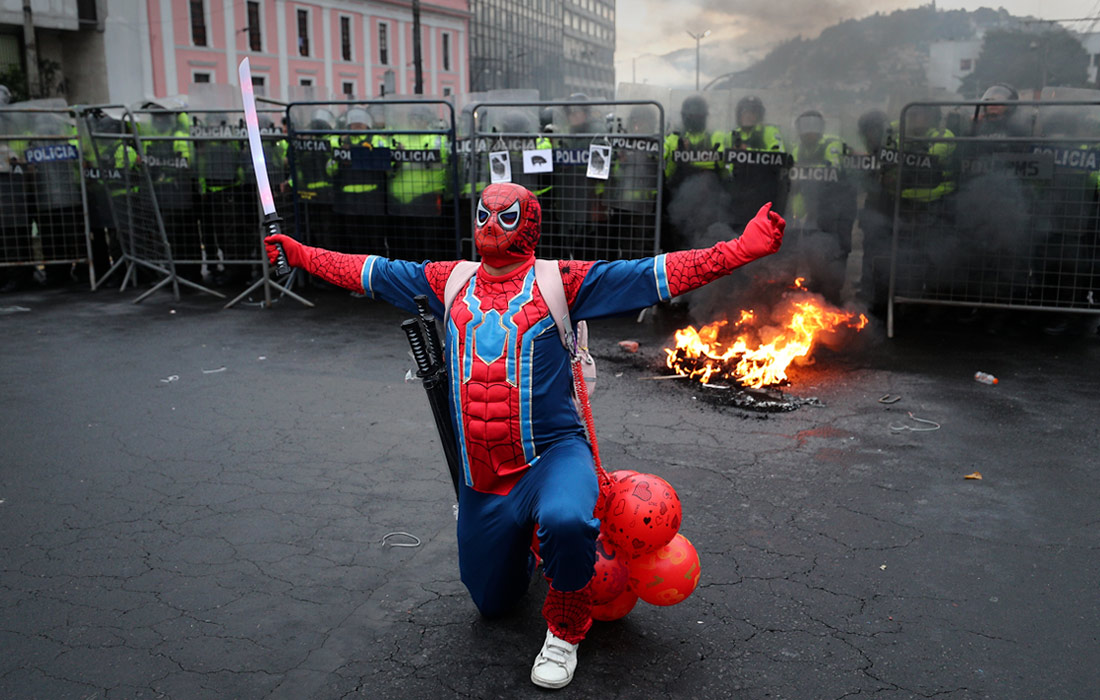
[{"x1": 474, "y1": 183, "x2": 541, "y2": 268}]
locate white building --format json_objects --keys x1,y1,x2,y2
[{"x1": 926, "y1": 39, "x2": 982, "y2": 96}]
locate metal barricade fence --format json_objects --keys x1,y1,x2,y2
[
  {"x1": 286, "y1": 100, "x2": 460, "y2": 261},
  {"x1": 0, "y1": 107, "x2": 93, "y2": 288},
  {"x1": 82, "y1": 105, "x2": 198, "y2": 302},
  {"x1": 79, "y1": 105, "x2": 158, "y2": 295},
  {"x1": 889, "y1": 100, "x2": 1100, "y2": 337},
  {"x1": 127, "y1": 108, "x2": 294, "y2": 301},
  {"x1": 467, "y1": 100, "x2": 665, "y2": 261}
]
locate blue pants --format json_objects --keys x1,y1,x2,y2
[{"x1": 457, "y1": 435, "x2": 600, "y2": 617}]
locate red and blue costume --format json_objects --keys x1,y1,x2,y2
[{"x1": 266, "y1": 183, "x2": 783, "y2": 653}]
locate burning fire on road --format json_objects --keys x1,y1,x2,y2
[{"x1": 664, "y1": 278, "x2": 869, "y2": 390}]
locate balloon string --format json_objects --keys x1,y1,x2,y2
[{"x1": 572, "y1": 360, "x2": 612, "y2": 492}]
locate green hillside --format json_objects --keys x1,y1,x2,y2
[{"x1": 711, "y1": 6, "x2": 1027, "y2": 103}]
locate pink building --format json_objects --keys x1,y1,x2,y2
[{"x1": 144, "y1": 0, "x2": 470, "y2": 104}]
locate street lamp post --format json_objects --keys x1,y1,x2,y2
[{"x1": 687, "y1": 29, "x2": 711, "y2": 91}]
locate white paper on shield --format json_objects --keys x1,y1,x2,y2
[
  {"x1": 488, "y1": 151, "x2": 512, "y2": 183},
  {"x1": 586, "y1": 144, "x2": 611, "y2": 180},
  {"x1": 522, "y1": 148, "x2": 553, "y2": 174}
]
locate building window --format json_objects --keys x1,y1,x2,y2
[
  {"x1": 299, "y1": 77, "x2": 313, "y2": 86},
  {"x1": 297, "y1": 9, "x2": 310, "y2": 56},
  {"x1": 442, "y1": 33, "x2": 451, "y2": 71},
  {"x1": 251, "y1": 75, "x2": 266, "y2": 96},
  {"x1": 190, "y1": 0, "x2": 207, "y2": 47},
  {"x1": 442, "y1": 85, "x2": 452, "y2": 97},
  {"x1": 378, "y1": 23, "x2": 389, "y2": 65},
  {"x1": 342, "y1": 81, "x2": 354, "y2": 97},
  {"x1": 193, "y1": 72, "x2": 211, "y2": 84},
  {"x1": 247, "y1": 2, "x2": 262, "y2": 51},
  {"x1": 960, "y1": 58, "x2": 972, "y2": 72},
  {"x1": 340, "y1": 16, "x2": 352, "y2": 61}
]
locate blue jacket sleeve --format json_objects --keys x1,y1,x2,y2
[
  {"x1": 360, "y1": 255, "x2": 439, "y2": 315},
  {"x1": 568, "y1": 255, "x2": 673, "y2": 321}
]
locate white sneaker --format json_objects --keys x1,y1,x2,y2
[{"x1": 530, "y1": 628, "x2": 579, "y2": 689}]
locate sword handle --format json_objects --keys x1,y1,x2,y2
[
  {"x1": 262, "y1": 212, "x2": 291, "y2": 276},
  {"x1": 401, "y1": 318, "x2": 433, "y2": 377}
]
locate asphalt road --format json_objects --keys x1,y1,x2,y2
[{"x1": 1, "y1": 283, "x2": 1098, "y2": 700}]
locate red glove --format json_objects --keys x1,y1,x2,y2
[
  {"x1": 730, "y1": 202, "x2": 784, "y2": 264},
  {"x1": 264, "y1": 233, "x2": 307, "y2": 268},
  {"x1": 665, "y1": 202, "x2": 786, "y2": 297},
  {"x1": 263, "y1": 234, "x2": 368, "y2": 293}
]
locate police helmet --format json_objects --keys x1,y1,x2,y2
[
  {"x1": 564, "y1": 94, "x2": 590, "y2": 116},
  {"x1": 795, "y1": 110, "x2": 825, "y2": 136},
  {"x1": 308, "y1": 108, "x2": 336, "y2": 130},
  {"x1": 500, "y1": 110, "x2": 532, "y2": 134},
  {"x1": 150, "y1": 109, "x2": 177, "y2": 132},
  {"x1": 539, "y1": 106, "x2": 555, "y2": 132},
  {"x1": 857, "y1": 109, "x2": 888, "y2": 136},
  {"x1": 681, "y1": 95, "x2": 709, "y2": 132},
  {"x1": 857, "y1": 109, "x2": 888, "y2": 149},
  {"x1": 981, "y1": 83, "x2": 1018, "y2": 103},
  {"x1": 979, "y1": 83, "x2": 1018, "y2": 120},
  {"x1": 345, "y1": 107, "x2": 371, "y2": 129},
  {"x1": 736, "y1": 95, "x2": 765, "y2": 122},
  {"x1": 681, "y1": 95, "x2": 708, "y2": 118},
  {"x1": 96, "y1": 114, "x2": 123, "y2": 135}
]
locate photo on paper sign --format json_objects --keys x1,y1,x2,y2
[
  {"x1": 489, "y1": 151, "x2": 512, "y2": 183},
  {"x1": 587, "y1": 144, "x2": 611, "y2": 180},
  {"x1": 522, "y1": 147, "x2": 553, "y2": 174}
]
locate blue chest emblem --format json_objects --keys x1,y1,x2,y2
[{"x1": 461, "y1": 269, "x2": 536, "y2": 386}]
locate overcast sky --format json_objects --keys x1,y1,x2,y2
[{"x1": 615, "y1": 0, "x2": 1100, "y2": 89}]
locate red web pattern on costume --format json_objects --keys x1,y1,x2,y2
[
  {"x1": 303, "y1": 249, "x2": 369, "y2": 293},
  {"x1": 557, "y1": 260, "x2": 594, "y2": 306},
  {"x1": 665, "y1": 243, "x2": 740, "y2": 297},
  {"x1": 425, "y1": 260, "x2": 463, "y2": 301},
  {"x1": 542, "y1": 584, "x2": 592, "y2": 644},
  {"x1": 452, "y1": 267, "x2": 550, "y2": 495}
]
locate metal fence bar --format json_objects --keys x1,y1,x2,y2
[
  {"x1": 286, "y1": 99, "x2": 460, "y2": 263},
  {"x1": 467, "y1": 100, "x2": 666, "y2": 262},
  {"x1": 0, "y1": 107, "x2": 94, "y2": 289},
  {"x1": 888, "y1": 99, "x2": 1100, "y2": 337},
  {"x1": 130, "y1": 108, "x2": 301, "y2": 301}
]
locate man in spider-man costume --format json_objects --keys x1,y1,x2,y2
[{"x1": 264, "y1": 182, "x2": 783, "y2": 689}]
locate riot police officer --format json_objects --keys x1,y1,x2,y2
[
  {"x1": 855, "y1": 109, "x2": 896, "y2": 315},
  {"x1": 662, "y1": 95, "x2": 728, "y2": 251},
  {"x1": 328, "y1": 106, "x2": 387, "y2": 254},
  {"x1": 728, "y1": 95, "x2": 789, "y2": 232},
  {"x1": 608, "y1": 105, "x2": 661, "y2": 258},
  {"x1": 144, "y1": 108, "x2": 201, "y2": 284},
  {"x1": 388, "y1": 105, "x2": 450, "y2": 260},
  {"x1": 789, "y1": 109, "x2": 857, "y2": 304},
  {"x1": 548, "y1": 94, "x2": 607, "y2": 259},
  {"x1": 293, "y1": 108, "x2": 339, "y2": 250},
  {"x1": 0, "y1": 102, "x2": 34, "y2": 291}
]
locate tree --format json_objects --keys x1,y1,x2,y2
[
  {"x1": 0, "y1": 58, "x2": 66, "y2": 104},
  {"x1": 960, "y1": 28, "x2": 1089, "y2": 98}
]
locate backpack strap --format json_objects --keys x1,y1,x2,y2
[
  {"x1": 535, "y1": 260, "x2": 596, "y2": 395},
  {"x1": 443, "y1": 260, "x2": 480, "y2": 322},
  {"x1": 533, "y1": 259, "x2": 575, "y2": 354}
]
